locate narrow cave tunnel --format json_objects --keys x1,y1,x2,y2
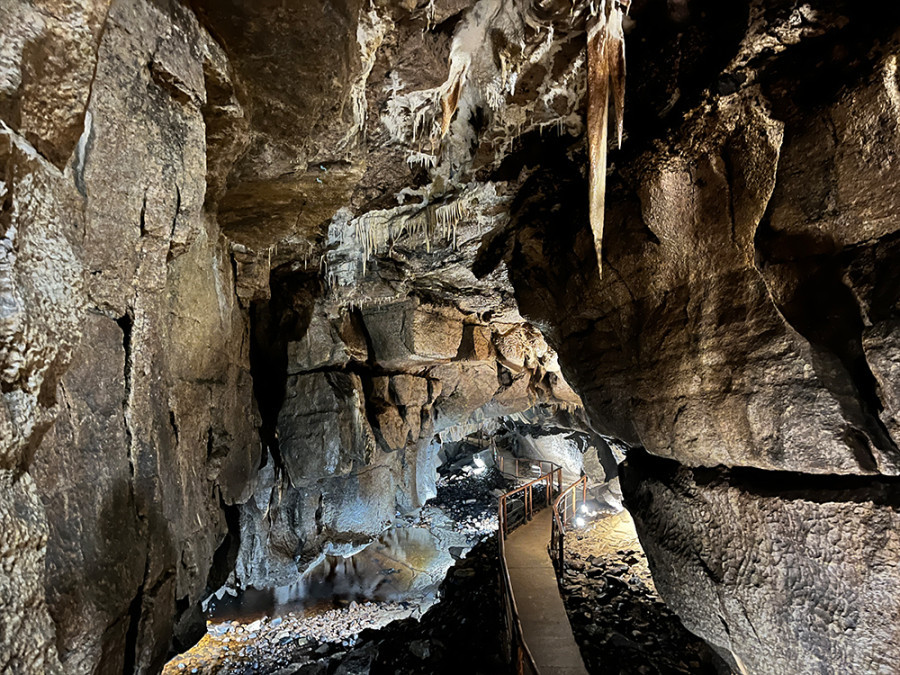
[{"x1": 3, "y1": 1, "x2": 900, "y2": 674}]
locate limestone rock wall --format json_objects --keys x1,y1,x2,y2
[
  {"x1": 1, "y1": 1, "x2": 260, "y2": 672},
  {"x1": 620, "y1": 451, "x2": 900, "y2": 675},
  {"x1": 488, "y1": 6, "x2": 900, "y2": 672},
  {"x1": 233, "y1": 291, "x2": 581, "y2": 590},
  {"x1": 4, "y1": 0, "x2": 900, "y2": 673}
]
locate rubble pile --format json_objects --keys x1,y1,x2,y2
[
  {"x1": 427, "y1": 466, "x2": 510, "y2": 536},
  {"x1": 559, "y1": 513, "x2": 728, "y2": 674}
]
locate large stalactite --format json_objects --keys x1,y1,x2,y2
[{"x1": 586, "y1": 0, "x2": 628, "y2": 275}]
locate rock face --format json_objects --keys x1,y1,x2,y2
[
  {"x1": 621, "y1": 451, "x2": 900, "y2": 675},
  {"x1": 481, "y1": 4, "x2": 900, "y2": 672},
  {"x1": 501, "y1": 85, "x2": 900, "y2": 475},
  {"x1": 233, "y1": 284, "x2": 580, "y2": 590},
  {"x1": 2, "y1": 1, "x2": 260, "y2": 671}
]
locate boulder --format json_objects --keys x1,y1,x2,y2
[
  {"x1": 391, "y1": 374, "x2": 430, "y2": 407},
  {"x1": 362, "y1": 300, "x2": 464, "y2": 369}
]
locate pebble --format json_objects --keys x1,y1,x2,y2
[
  {"x1": 560, "y1": 518, "x2": 728, "y2": 674},
  {"x1": 409, "y1": 639, "x2": 431, "y2": 660}
]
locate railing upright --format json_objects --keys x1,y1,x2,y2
[
  {"x1": 550, "y1": 474, "x2": 589, "y2": 570},
  {"x1": 498, "y1": 471, "x2": 546, "y2": 675},
  {"x1": 496, "y1": 454, "x2": 596, "y2": 672}
]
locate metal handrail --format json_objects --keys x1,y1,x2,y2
[
  {"x1": 498, "y1": 469, "x2": 561, "y2": 536},
  {"x1": 497, "y1": 456, "x2": 562, "y2": 485},
  {"x1": 496, "y1": 456, "x2": 564, "y2": 674},
  {"x1": 498, "y1": 528, "x2": 540, "y2": 675},
  {"x1": 550, "y1": 475, "x2": 588, "y2": 568}
]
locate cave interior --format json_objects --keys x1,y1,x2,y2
[{"x1": 2, "y1": 0, "x2": 900, "y2": 673}]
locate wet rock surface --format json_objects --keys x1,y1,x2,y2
[
  {"x1": 559, "y1": 511, "x2": 727, "y2": 675},
  {"x1": 168, "y1": 469, "x2": 510, "y2": 674},
  {"x1": 326, "y1": 538, "x2": 507, "y2": 675}
]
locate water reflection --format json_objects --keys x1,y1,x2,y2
[{"x1": 208, "y1": 526, "x2": 450, "y2": 622}]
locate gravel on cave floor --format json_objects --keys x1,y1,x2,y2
[
  {"x1": 560, "y1": 510, "x2": 730, "y2": 675},
  {"x1": 326, "y1": 537, "x2": 509, "y2": 675},
  {"x1": 168, "y1": 470, "x2": 733, "y2": 675},
  {"x1": 165, "y1": 539, "x2": 508, "y2": 675}
]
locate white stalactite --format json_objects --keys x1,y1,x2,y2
[{"x1": 587, "y1": 0, "x2": 629, "y2": 276}]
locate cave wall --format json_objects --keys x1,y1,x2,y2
[
  {"x1": 1, "y1": 0, "x2": 260, "y2": 671},
  {"x1": 495, "y1": 7, "x2": 900, "y2": 672},
  {"x1": 620, "y1": 450, "x2": 900, "y2": 675},
  {"x1": 1, "y1": 0, "x2": 595, "y2": 671},
  {"x1": 233, "y1": 290, "x2": 581, "y2": 590},
  {"x1": 4, "y1": 0, "x2": 900, "y2": 673}
]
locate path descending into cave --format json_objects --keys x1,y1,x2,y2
[{"x1": 505, "y1": 508, "x2": 589, "y2": 675}]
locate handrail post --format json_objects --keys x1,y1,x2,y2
[
  {"x1": 524, "y1": 486, "x2": 528, "y2": 521},
  {"x1": 527, "y1": 485, "x2": 532, "y2": 520},
  {"x1": 498, "y1": 459, "x2": 574, "y2": 674}
]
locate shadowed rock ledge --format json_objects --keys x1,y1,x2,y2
[{"x1": 621, "y1": 450, "x2": 900, "y2": 675}]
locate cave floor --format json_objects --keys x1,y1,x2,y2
[
  {"x1": 163, "y1": 469, "x2": 511, "y2": 674},
  {"x1": 560, "y1": 512, "x2": 729, "y2": 675}
]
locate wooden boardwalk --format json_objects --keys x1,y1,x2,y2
[{"x1": 504, "y1": 508, "x2": 589, "y2": 675}]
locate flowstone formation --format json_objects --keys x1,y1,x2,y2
[{"x1": 3, "y1": 0, "x2": 900, "y2": 674}]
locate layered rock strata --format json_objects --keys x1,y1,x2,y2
[{"x1": 234, "y1": 287, "x2": 580, "y2": 589}]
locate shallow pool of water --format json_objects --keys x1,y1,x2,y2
[{"x1": 207, "y1": 525, "x2": 452, "y2": 622}]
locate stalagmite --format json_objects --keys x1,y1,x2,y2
[{"x1": 587, "y1": 0, "x2": 628, "y2": 275}]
